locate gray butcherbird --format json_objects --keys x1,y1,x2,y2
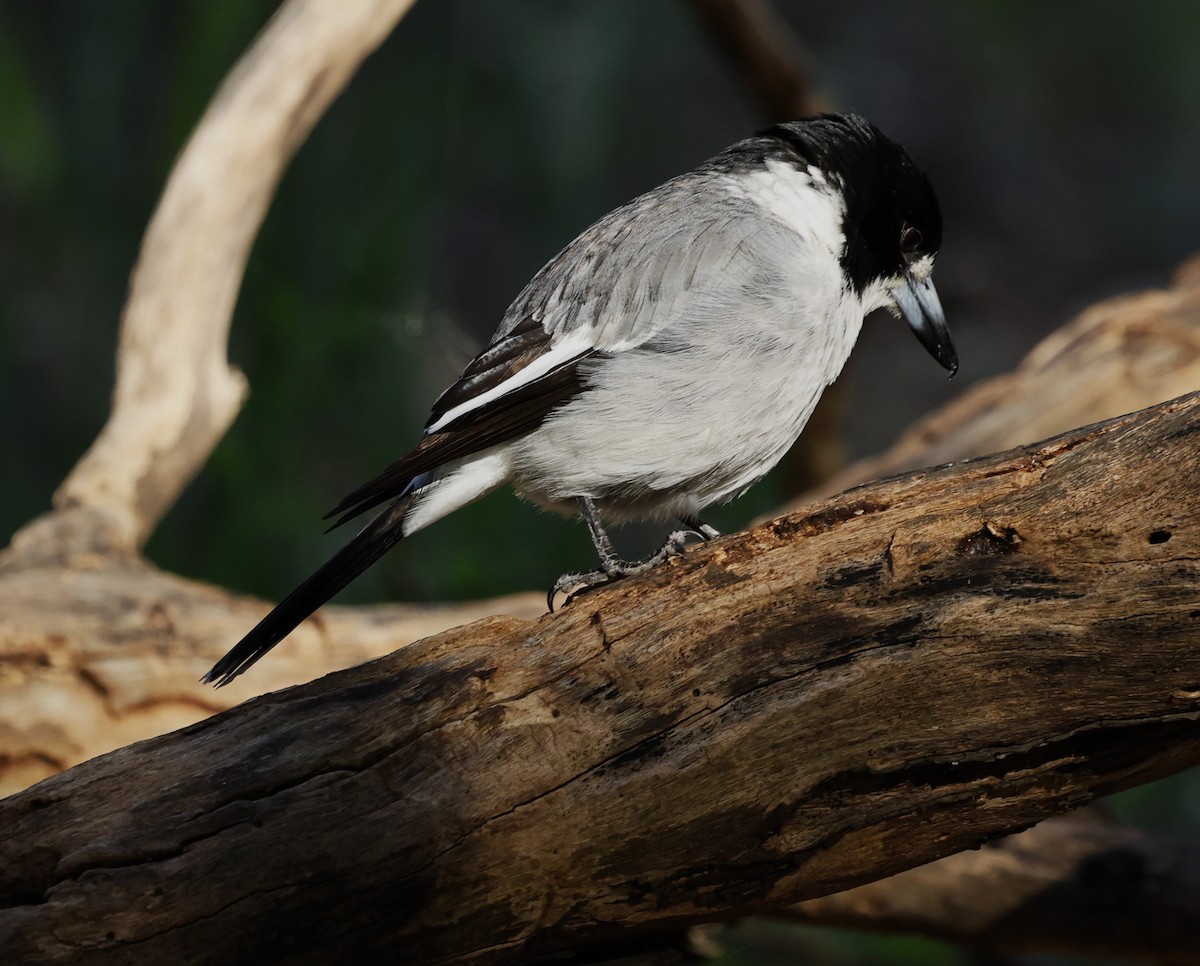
[{"x1": 205, "y1": 113, "x2": 956, "y2": 686}]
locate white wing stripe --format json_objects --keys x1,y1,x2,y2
[{"x1": 425, "y1": 329, "x2": 593, "y2": 434}]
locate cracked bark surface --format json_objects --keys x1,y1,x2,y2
[
  {"x1": 5, "y1": 263, "x2": 1198, "y2": 798},
  {"x1": 0, "y1": 551, "x2": 541, "y2": 794},
  {"x1": 3, "y1": 391, "x2": 1200, "y2": 963},
  {"x1": 3, "y1": 0, "x2": 1200, "y2": 957}
]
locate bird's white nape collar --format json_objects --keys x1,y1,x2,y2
[{"x1": 722, "y1": 159, "x2": 847, "y2": 256}]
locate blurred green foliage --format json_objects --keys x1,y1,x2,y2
[{"x1": 1, "y1": 3, "x2": 1199, "y2": 961}]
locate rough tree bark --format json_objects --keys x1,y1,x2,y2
[
  {"x1": 4, "y1": 0, "x2": 1200, "y2": 961},
  {"x1": 4, "y1": 264, "x2": 1198, "y2": 801},
  {"x1": 3, "y1": 391, "x2": 1200, "y2": 963}
]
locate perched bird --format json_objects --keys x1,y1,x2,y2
[{"x1": 204, "y1": 113, "x2": 956, "y2": 686}]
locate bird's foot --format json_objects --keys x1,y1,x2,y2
[
  {"x1": 546, "y1": 568, "x2": 617, "y2": 611},
  {"x1": 678, "y1": 515, "x2": 721, "y2": 542},
  {"x1": 548, "y1": 529, "x2": 702, "y2": 611}
]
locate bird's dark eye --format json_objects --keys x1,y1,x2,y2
[{"x1": 900, "y1": 226, "x2": 922, "y2": 255}]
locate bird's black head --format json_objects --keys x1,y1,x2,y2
[
  {"x1": 761, "y1": 114, "x2": 956, "y2": 375},
  {"x1": 763, "y1": 114, "x2": 941, "y2": 295}
]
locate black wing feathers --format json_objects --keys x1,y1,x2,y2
[
  {"x1": 424, "y1": 315, "x2": 551, "y2": 429},
  {"x1": 323, "y1": 319, "x2": 595, "y2": 530},
  {"x1": 204, "y1": 321, "x2": 596, "y2": 686}
]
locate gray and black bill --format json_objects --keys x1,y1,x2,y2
[{"x1": 894, "y1": 274, "x2": 958, "y2": 376}]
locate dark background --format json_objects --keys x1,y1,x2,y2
[{"x1": 1, "y1": 3, "x2": 1198, "y2": 962}]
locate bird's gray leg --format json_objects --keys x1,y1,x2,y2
[
  {"x1": 579, "y1": 496, "x2": 623, "y2": 572},
  {"x1": 548, "y1": 498, "x2": 705, "y2": 610},
  {"x1": 678, "y1": 514, "x2": 721, "y2": 541},
  {"x1": 548, "y1": 498, "x2": 621, "y2": 609}
]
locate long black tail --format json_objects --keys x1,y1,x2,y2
[{"x1": 202, "y1": 495, "x2": 413, "y2": 687}]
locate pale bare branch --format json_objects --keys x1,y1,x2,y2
[{"x1": 25, "y1": 0, "x2": 417, "y2": 558}]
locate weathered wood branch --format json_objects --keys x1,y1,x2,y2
[
  {"x1": 6, "y1": 266, "x2": 1198, "y2": 798},
  {"x1": 17, "y1": 0, "x2": 416, "y2": 560},
  {"x1": 2, "y1": 0, "x2": 1197, "y2": 954},
  {"x1": 787, "y1": 812, "x2": 1200, "y2": 966},
  {"x1": 0, "y1": 556, "x2": 541, "y2": 795},
  {"x1": 4, "y1": 392, "x2": 1200, "y2": 963}
]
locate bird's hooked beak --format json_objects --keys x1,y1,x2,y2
[{"x1": 892, "y1": 272, "x2": 958, "y2": 376}]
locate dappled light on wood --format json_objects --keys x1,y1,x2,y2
[
  {"x1": 2, "y1": 0, "x2": 1199, "y2": 961},
  {"x1": 4, "y1": 388, "x2": 1200, "y2": 961}
]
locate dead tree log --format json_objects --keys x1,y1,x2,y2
[
  {"x1": 0, "y1": 556, "x2": 541, "y2": 794},
  {"x1": 3, "y1": 0, "x2": 1198, "y2": 958},
  {"x1": 4, "y1": 266, "x2": 1199, "y2": 797},
  {"x1": 3, "y1": 392, "x2": 1200, "y2": 963}
]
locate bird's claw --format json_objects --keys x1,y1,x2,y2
[
  {"x1": 547, "y1": 569, "x2": 623, "y2": 611},
  {"x1": 546, "y1": 529, "x2": 701, "y2": 611}
]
